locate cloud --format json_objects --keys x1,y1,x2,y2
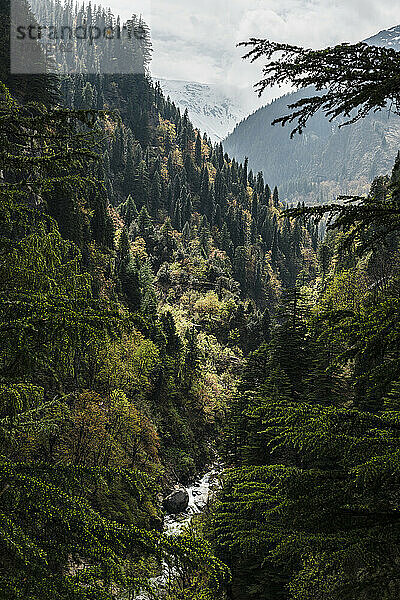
[{"x1": 109, "y1": 0, "x2": 400, "y2": 109}]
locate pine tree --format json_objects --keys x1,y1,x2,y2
[
  {"x1": 241, "y1": 35, "x2": 400, "y2": 135},
  {"x1": 199, "y1": 165, "x2": 210, "y2": 216},
  {"x1": 150, "y1": 170, "x2": 162, "y2": 216},
  {"x1": 117, "y1": 229, "x2": 141, "y2": 311},
  {"x1": 269, "y1": 288, "x2": 309, "y2": 398},
  {"x1": 243, "y1": 157, "x2": 249, "y2": 187},
  {"x1": 273, "y1": 186, "x2": 279, "y2": 208},
  {"x1": 123, "y1": 143, "x2": 136, "y2": 195},
  {"x1": 111, "y1": 123, "x2": 125, "y2": 172},
  {"x1": 183, "y1": 327, "x2": 199, "y2": 389},
  {"x1": 124, "y1": 194, "x2": 139, "y2": 227},
  {"x1": 132, "y1": 160, "x2": 151, "y2": 210},
  {"x1": 195, "y1": 131, "x2": 203, "y2": 167},
  {"x1": 137, "y1": 206, "x2": 154, "y2": 240}
]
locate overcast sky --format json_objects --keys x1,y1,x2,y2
[{"x1": 105, "y1": 0, "x2": 400, "y2": 108}]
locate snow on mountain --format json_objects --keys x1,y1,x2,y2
[
  {"x1": 155, "y1": 78, "x2": 246, "y2": 142},
  {"x1": 364, "y1": 25, "x2": 400, "y2": 50}
]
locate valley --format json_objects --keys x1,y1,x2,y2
[{"x1": 2, "y1": 1, "x2": 400, "y2": 600}]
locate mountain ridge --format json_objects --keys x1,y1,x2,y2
[
  {"x1": 364, "y1": 24, "x2": 400, "y2": 49},
  {"x1": 222, "y1": 24, "x2": 400, "y2": 203}
]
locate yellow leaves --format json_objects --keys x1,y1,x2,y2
[
  {"x1": 159, "y1": 303, "x2": 190, "y2": 336},
  {"x1": 195, "y1": 366, "x2": 236, "y2": 422},
  {"x1": 108, "y1": 205, "x2": 125, "y2": 231},
  {"x1": 103, "y1": 113, "x2": 117, "y2": 136},
  {"x1": 219, "y1": 296, "x2": 237, "y2": 322},
  {"x1": 108, "y1": 389, "x2": 160, "y2": 465},
  {"x1": 96, "y1": 331, "x2": 160, "y2": 396},
  {"x1": 158, "y1": 116, "x2": 177, "y2": 138},
  {"x1": 62, "y1": 390, "x2": 112, "y2": 466},
  {"x1": 157, "y1": 117, "x2": 177, "y2": 153},
  {"x1": 57, "y1": 389, "x2": 160, "y2": 469},
  {"x1": 171, "y1": 147, "x2": 184, "y2": 168},
  {"x1": 168, "y1": 251, "x2": 208, "y2": 283},
  {"x1": 200, "y1": 134, "x2": 211, "y2": 162},
  {"x1": 194, "y1": 291, "x2": 221, "y2": 322},
  {"x1": 131, "y1": 236, "x2": 148, "y2": 261},
  {"x1": 160, "y1": 156, "x2": 169, "y2": 182}
]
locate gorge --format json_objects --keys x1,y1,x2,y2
[{"x1": 2, "y1": 1, "x2": 400, "y2": 600}]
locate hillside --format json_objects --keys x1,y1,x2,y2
[
  {"x1": 224, "y1": 26, "x2": 400, "y2": 204},
  {"x1": 6, "y1": 2, "x2": 400, "y2": 600},
  {"x1": 364, "y1": 23, "x2": 400, "y2": 49},
  {"x1": 0, "y1": 1, "x2": 318, "y2": 598}
]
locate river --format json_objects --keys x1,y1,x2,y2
[
  {"x1": 163, "y1": 462, "x2": 223, "y2": 535},
  {"x1": 135, "y1": 462, "x2": 223, "y2": 599}
]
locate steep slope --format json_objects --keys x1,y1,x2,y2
[
  {"x1": 11, "y1": 0, "x2": 319, "y2": 485},
  {"x1": 156, "y1": 78, "x2": 246, "y2": 141},
  {"x1": 223, "y1": 26, "x2": 400, "y2": 204},
  {"x1": 364, "y1": 24, "x2": 400, "y2": 49}
]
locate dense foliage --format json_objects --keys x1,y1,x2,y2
[
  {"x1": 208, "y1": 170, "x2": 400, "y2": 598},
  {"x1": 0, "y1": 77, "x2": 233, "y2": 598},
  {"x1": 207, "y1": 33, "x2": 400, "y2": 600},
  {"x1": 6, "y1": 3, "x2": 400, "y2": 599},
  {"x1": 0, "y1": 1, "x2": 320, "y2": 597}
]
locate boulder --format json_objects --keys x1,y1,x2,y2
[{"x1": 163, "y1": 488, "x2": 189, "y2": 514}]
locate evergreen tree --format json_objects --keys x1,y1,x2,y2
[
  {"x1": 195, "y1": 131, "x2": 203, "y2": 167},
  {"x1": 150, "y1": 170, "x2": 162, "y2": 216},
  {"x1": 123, "y1": 143, "x2": 136, "y2": 196},
  {"x1": 273, "y1": 185, "x2": 279, "y2": 208},
  {"x1": 124, "y1": 194, "x2": 139, "y2": 228},
  {"x1": 117, "y1": 229, "x2": 141, "y2": 311},
  {"x1": 243, "y1": 156, "x2": 249, "y2": 187}
]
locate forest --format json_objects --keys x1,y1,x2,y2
[{"x1": 2, "y1": 1, "x2": 400, "y2": 599}]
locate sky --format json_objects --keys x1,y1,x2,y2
[{"x1": 103, "y1": 0, "x2": 400, "y2": 109}]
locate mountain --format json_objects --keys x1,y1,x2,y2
[
  {"x1": 2, "y1": 1, "x2": 318, "y2": 596},
  {"x1": 223, "y1": 26, "x2": 400, "y2": 204},
  {"x1": 156, "y1": 78, "x2": 246, "y2": 141},
  {"x1": 364, "y1": 24, "x2": 400, "y2": 49}
]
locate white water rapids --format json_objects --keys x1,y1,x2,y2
[
  {"x1": 134, "y1": 462, "x2": 223, "y2": 599},
  {"x1": 163, "y1": 463, "x2": 222, "y2": 535}
]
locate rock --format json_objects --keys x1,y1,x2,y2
[{"x1": 163, "y1": 489, "x2": 189, "y2": 514}]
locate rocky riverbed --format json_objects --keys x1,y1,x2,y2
[
  {"x1": 134, "y1": 462, "x2": 223, "y2": 599},
  {"x1": 163, "y1": 462, "x2": 223, "y2": 535}
]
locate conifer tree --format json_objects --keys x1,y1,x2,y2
[
  {"x1": 243, "y1": 157, "x2": 249, "y2": 187},
  {"x1": 123, "y1": 143, "x2": 136, "y2": 196},
  {"x1": 117, "y1": 229, "x2": 141, "y2": 311},
  {"x1": 241, "y1": 35, "x2": 400, "y2": 135},
  {"x1": 150, "y1": 170, "x2": 162, "y2": 216},
  {"x1": 273, "y1": 185, "x2": 280, "y2": 208},
  {"x1": 195, "y1": 131, "x2": 203, "y2": 167},
  {"x1": 124, "y1": 194, "x2": 139, "y2": 227}
]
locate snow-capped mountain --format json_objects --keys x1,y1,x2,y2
[
  {"x1": 155, "y1": 78, "x2": 246, "y2": 142},
  {"x1": 364, "y1": 25, "x2": 400, "y2": 50}
]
